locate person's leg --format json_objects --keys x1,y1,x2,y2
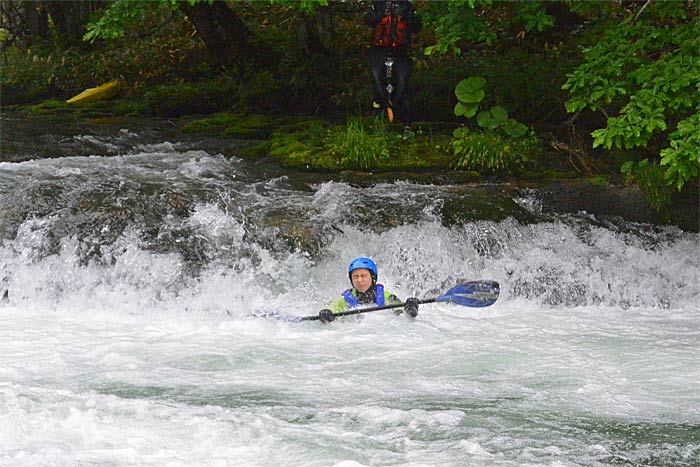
[
  {"x1": 392, "y1": 53, "x2": 414, "y2": 126},
  {"x1": 367, "y1": 47, "x2": 388, "y2": 109}
]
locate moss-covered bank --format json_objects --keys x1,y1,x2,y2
[{"x1": 8, "y1": 97, "x2": 578, "y2": 180}]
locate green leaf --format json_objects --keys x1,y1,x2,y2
[
  {"x1": 453, "y1": 126, "x2": 469, "y2": 138},
  {"x1": 490, "y1": 106, "x2": 508, "y2": 123},
  {"x1": 455, "y1": 77, "x2": 486, "y2": 103},
  {"x1": 477, "y1": 106, "x2": 509, "y2": 130},
  {"x1": 454, "y1": 101, "x2": 479, "y2": 118},
  {"x1": 503, "y1": 119, "x2": 527, "y2": 138},
  {"x1": 477, "y1": 110, "x2": 498, "y2": 130}
]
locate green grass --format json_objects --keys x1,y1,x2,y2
[{"x1": 327, "y1": 117, "x2": 390, "y2": 169}]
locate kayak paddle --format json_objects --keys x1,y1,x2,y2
[{"x1": 300, "y1": 280, "x2": 500, "y2": 322}]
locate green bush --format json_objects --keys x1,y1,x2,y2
[
  {"x1": 562, "y1": 2, "x2": 699, "y2": 199},
  {"x1": 454, "y1": 76, "x2": 528, "y2": 137},
  {"x1": 452, "y1": 127, "x2": 540, "y2": 174},
  {"x1": 327, "y1": 117, "x2": 389, "y2": 169},
  {"x1": 621, "y1": 159, "x2": 673, "y2": 213},
  {"x1": 0, "y1": 46, "x2": 84, "y2": 103}
]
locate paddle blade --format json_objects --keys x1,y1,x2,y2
[
  {"x1": 250, "y1": 310, "x2": 302, "y2": 323},
  {"x1": 436, "y1": 281, "x2": 500, "y2": 307}
]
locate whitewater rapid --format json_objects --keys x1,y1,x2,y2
[{"x1": 1, "y1": 135, "x2": 699, "y2": 466}]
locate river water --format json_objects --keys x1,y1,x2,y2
[{"x1": 1, "y1": 114, "x2": 699, "y2": 466}]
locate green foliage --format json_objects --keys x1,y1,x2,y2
[
  {"x1": 265, "y1": 120, "x2": 330, "y2": 168},
  {"x1": 422, "y1": 0, "x2": 495, "y2": 56},
  {"x1": 451, "y1": 74, "x2": 531, "y2": 172},
  {"x1": 586, "y1": 175, "x2": 611, "y2": 187},
  {"x1": 476, "y1": 106, "x2": 508, "y2": 130},
  {"x1": 267, "y1": 0, "x2": 328, "y2": 13},
  {"x1": 512, "y1": 2, "x2": 555, "y2": 33},
  {"x1": 562, "y1": 1, "x2": 699, "y2": 195},
  {"x1": 501, "y1": 117, "x2": 527, "y2": 138},
  {"x1": 328, "y1": 118, "x2": 388, "y2": 170},
  {"x1": 251, "y1": 118, "x2": 458, "y2": 171},
  {"x1": 452, "y1": 126, "x2": 539, "y2": 174},
  {"x1": 0, "y1": 46, "x2": 99, "y2": 104},
  {"x1": 84, "y1": 0, "x2": 162, "y2": 43},
  {"x1": 454, "y1": 76, "x2": 485, "y2": 117},
  {"x1": 84, "y1": 0, "x2": 328, "y2": 43},
  {"x1": 182, "y1": 112, "x2": 273, "y2": 138},
  {"x1": 453, "y1": 76, "x2": 528, "y2": 137},
  {"x1": 454, "y1": 76, "x2": 486, "y2": 103},
  {"x1": 660, "y1": 112, "x2": 700, "y2": 190},
  {"x1": 422, "y1": 1, "x2": 563, "y2": 57},
  {"x1": 589, "y1": 90, "x2": 668, "y2": 150},
  {"x1": 620, "y1": 159, "x2": 672, "y2": 212},
  {"x1": 453, "y1": 101, "x2": 478, "y2": 119},
  {"x1": 0, "y1": 3, "x2": 216, "y2": 105}
]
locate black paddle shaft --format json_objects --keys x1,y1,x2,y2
[{"x1": 300, "y1": 297, "x2": 437, "y2": 321}]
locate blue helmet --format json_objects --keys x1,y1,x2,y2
[{"x1": 348, "y1": 257, "x2": 378, "y2": 282}]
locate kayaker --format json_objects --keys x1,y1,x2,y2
[
  {"x1": 318, "y1": 257, "x2": 419, "y2": 322},
  {"x1": 365, "y1": 0, "x2": 421, "y2": 132}
]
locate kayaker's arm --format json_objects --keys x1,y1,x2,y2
[
  {"x1": 330, "y1": 297, "x2": 350, "y2": 314},
  {"x1": 317, "y1": 297, "x2": 350, "y2": 323}
]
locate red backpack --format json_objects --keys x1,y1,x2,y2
[{"x1": 373, "y1": 14, "x2": 408, "y2": 48}]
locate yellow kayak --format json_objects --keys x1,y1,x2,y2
[{"x1": 66, "y1": 80, "x2": 120, "y2": 104}]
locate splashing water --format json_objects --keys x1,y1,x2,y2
[{"x1": 1, "y1": 124, "x2": 698, "y2": 466}]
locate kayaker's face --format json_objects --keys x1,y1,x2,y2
[{"x1": 351, "y1": 269, "x2": 373, "y2": 293}]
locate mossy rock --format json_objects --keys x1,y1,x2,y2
[
  {"x1": 26, "y1": 99, "x2": 71, "y2": 114},
  {"x1": 241, "y1": 118, "x2": 463, "y2": 172},
  {"x1": 268, "y1": 133, "x2": 338, "y2": 170},
  {"x1": 221, "y1": 114, "x2": 274, "y2": 139},
  {"x1": 525, "y1": 169, "x2": 581, "y2": 181},
  {"x1": 586, "y1": 175, "x2": 612, "y2": 187},
  {"x1": 182, "y1": 113, "x2": 310, "y2": 139},
  {"x1": 109, "y1": 98, "x2": 149, "y2": 116},
  {"x1": 238, "y1": 140, "x2": 273, "y2": 160}
]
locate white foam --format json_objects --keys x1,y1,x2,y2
[{"x1": 2, "y1": 143, "x2": 698, "y2": 466}]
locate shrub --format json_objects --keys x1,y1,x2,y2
[
  {"x1": 621, "y1": 160, "x2": 673, "y2": 213},
  {"x1": 452, "y1": 127, "x2": 540, "y2": 174},
  {"x1": 327, "y1": 117, "x2": 389, "y2": 169}
]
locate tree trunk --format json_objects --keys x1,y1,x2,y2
[
  {"x1": 301, "y1": 7, "x2": 334, "y2": 56},
  {"x1": 0, "y1": 0, "x2": 104, "y2": 47},
  {"x1": 5, "y1": 1, "x2": 51, "y2": 44},
  {"x1": 45, "y1": 0, "x2": 105, "y2": 47},
  {"x1": 178, "y1": 1, "x2": 256, "y2": 74}
]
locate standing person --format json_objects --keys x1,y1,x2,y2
[
  {"x1": 318, "y1": 257, "x2": 419, "y2": 322},
  {"x1": 365, "y1": 0, "x2": 421, "y2": 133}
]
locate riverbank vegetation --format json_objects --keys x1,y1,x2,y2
[{"x1": 1, "y1": 0, "x2": 697, "y2": 212}]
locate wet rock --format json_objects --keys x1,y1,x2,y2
[{"x1": 530, "y1": 180, "x2": 699, "y2": 232}]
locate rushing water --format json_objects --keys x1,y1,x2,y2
[{"x1": 1, "y1": 115, "x2": 699, "y2": 466}]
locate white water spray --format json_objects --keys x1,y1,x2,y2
[{"x1": 1, "y1": 142, "x2": 698, "y2": 467}]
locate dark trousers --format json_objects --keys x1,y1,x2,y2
[{"x1": 367, "y1": 46, "x2": 413, "y2": 124}]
